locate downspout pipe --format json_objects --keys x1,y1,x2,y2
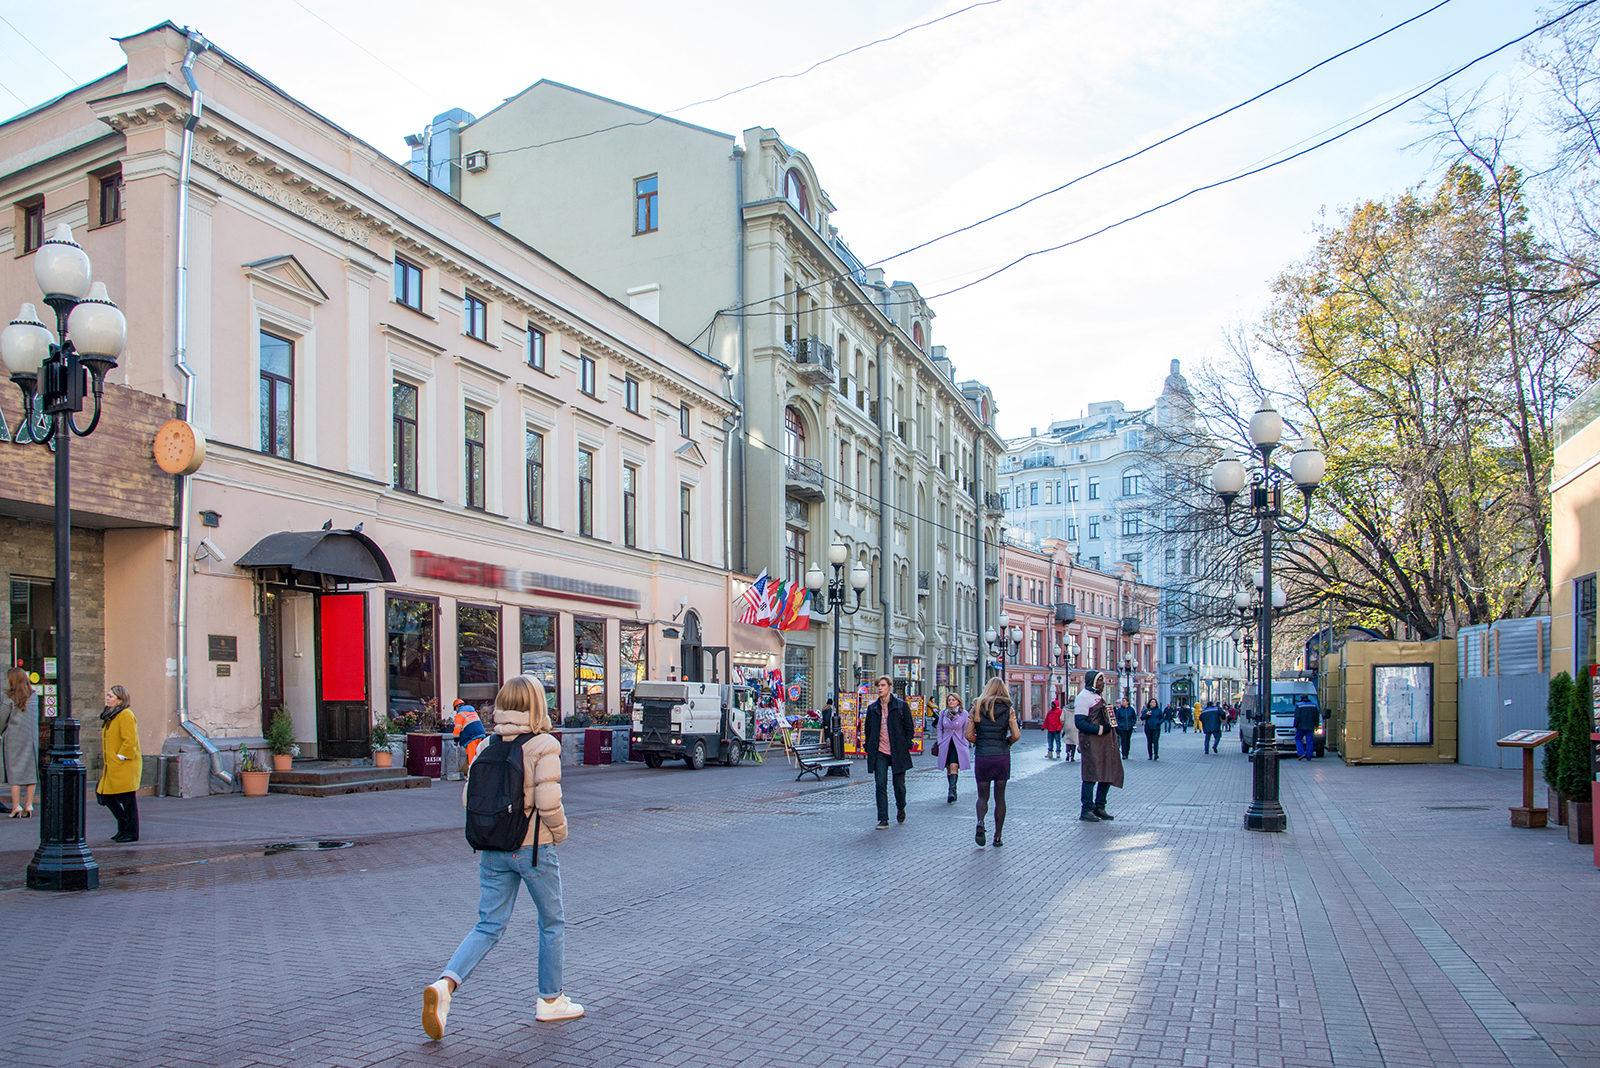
[
  {"x1": 732, "y1": 143, "x2": 747, "y2": 575},
  {"x1": 877, "y1": 332, "x2": 891, "y2": 672},
  {"x1": 173, "y1": 30, "x2": 230, "y2": 787}
]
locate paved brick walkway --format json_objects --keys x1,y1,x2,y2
[{"x1": 3, "y1": 732, "x2": 1598, "y2": 1067}]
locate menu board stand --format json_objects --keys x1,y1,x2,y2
[{"x1": 1496, "y1": 730, "x2": 1559, "y2": 828}]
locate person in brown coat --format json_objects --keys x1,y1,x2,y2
[{"x1": 1074, "y1": 670, "x2": 1124, "y2": 822}]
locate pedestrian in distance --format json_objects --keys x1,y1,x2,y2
[
  {"x1": 1075, "y1": 671, "x2": 1123, "y2": 822},
  {"x1": 97, "y1": 685, "x2": 139, "y2": 841},
  {"x1": 864, "y1": 676, "x2": 914, "y2": 829},
  {"x1": 1114, "y1": 696, "x2": 1136, "y2": 760},
  {"x1": 1, "y1": 668, "x2": 38, "y2": 818},
  {"x1": 932, "y1": 692, "x2": 971, "y2": 803},
  {"x1": 1199, "y1": 701, "x2": 1224, "y2": 754},
  {"x1": 423, "y1": 675, "x2": 581, "y2": 1041},
  {"x1": 452, "y1": 701, "x2": 488, "y2": 765},
  {"x1": 964, "y1": 677, "x2": 1021, "y2": 847},
  {"x1": 1140, "y1": 697, "x2": 1163, "y2": 760},
  {"x1": 1043, "y1": 697, "x2": 1064, "y2": 758},
  {"x1": 1060, "y1": 696, "x2": 1079, "y2": 762},
  {"x1": 1293, "y1": 698, "x2": 1319, "y2": 760}
]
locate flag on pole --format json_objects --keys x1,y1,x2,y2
[
  {"x1": 737, "y1": 570, "x2": 770, "y2": 625},
  {"x1": 788, "y1": 587, "x2": 811, "y2": 631},
  {"x1": 765, "y1": 579, "x2": 788, "y2": 630}
]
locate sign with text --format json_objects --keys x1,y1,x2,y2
[{"x1": 412, "y1": 550, "x2": 640, "y2": 607}]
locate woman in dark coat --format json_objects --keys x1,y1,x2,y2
[
  {"x1": 1075, "y1": 670, "x2": 1123, "y2": 821},
  {"x1": 1140, "y1": 697, "x2": 1163, "y2": 760}
]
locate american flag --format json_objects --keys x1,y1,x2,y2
[{"x1": 737, "y1": 570, "x2": 772, "y2": 625}]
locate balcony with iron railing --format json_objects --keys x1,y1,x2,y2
[
  {"x1": 784, "y1": 334, "x2": 835, "y2": 382},
  {"x1": 983, "y1": 491, "x2": 1004, "y2": 514},
  {"x1": 784, "y1": 456, "x2": 825, "y2": 500}
]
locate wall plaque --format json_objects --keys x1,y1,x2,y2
[{"x1": 208, "y1": 635, "x2": 238, "y2": 662}]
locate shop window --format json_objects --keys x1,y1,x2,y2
[
  {"x1": 386, "y1": 595, "x2": 437, "y2": 716},
  {"x1": 620, "y1": 622, "x2": 648, "y2": 719},
  {"x1": 519, "y1": 609, "x2": 560, "y2": 717},
  {"x1": 456, "y1": 603, "x2": 500, "y2": 706},
  {"x1": 573, "y1": 617, "x2": 607, "y2": 725}
]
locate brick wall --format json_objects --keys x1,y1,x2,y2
[{"x1": 0, "y1": 515, "x2": 108, "y2": 774}]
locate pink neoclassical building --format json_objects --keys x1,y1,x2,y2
[{"x1": 0, "y1": 24, "x2": 740, "y2": 793}]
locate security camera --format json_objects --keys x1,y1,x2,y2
[{"x1": 196, "y1": 536, "x2": 228, "y2": 564}]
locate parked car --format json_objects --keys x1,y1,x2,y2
[{"x1": 1241, "y1": 679, "x2": 1325, "y2": 757}]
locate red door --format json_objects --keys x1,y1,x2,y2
[{"x1": 316, "y1": 592, "x2": 370, "y2": 759}]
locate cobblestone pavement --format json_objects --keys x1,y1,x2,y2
[{"x1": 3, "y1": 732, "x2": 1599, "y2": 1067}]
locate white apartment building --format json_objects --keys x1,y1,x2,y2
[
  {"x1": 408, "y1": 88, "x2": 1007, "y2": 705},
  {"x1": 1000, "y1": 361, "x2": 1244, "y2": 705}
]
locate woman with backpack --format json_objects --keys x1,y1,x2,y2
[{"x1": 423, "y1": 675, "x2": 581, "y2": 1040}]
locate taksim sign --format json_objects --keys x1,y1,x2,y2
[{"x1": 411, "y1": 550, "x2": 641, "y2": 607}]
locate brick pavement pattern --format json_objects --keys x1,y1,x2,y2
[{"x1": 3, "y1": 732, "x2": 1599, "y2": 1067}]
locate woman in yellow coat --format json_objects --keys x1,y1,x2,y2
[{"x1": 98, "y1": 685, "x2": 141, "y2": 842}]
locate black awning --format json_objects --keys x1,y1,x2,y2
[{"x1": 236, "y1": 528, "x2": 396, "y2": 585}]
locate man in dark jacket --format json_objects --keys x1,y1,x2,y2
[
  {"x1": 1199, "y1": 701, "x2": 1224, "y2": 754},
  {"x1": 1075, "y1": 670, "x2": 1124, "y2": 821},
  {"x1": 864, "y1": 675, "x2": 915, "y2": 829},
  {"x1": 1292, "y1": 699, "x2": 1320, "y2": 760}
]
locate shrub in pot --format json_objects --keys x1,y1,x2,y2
[
  {"x1": 370, "y1": 716, "x2": 395, "y2": 768},
  {"x1": 1548, "y1": 673, "x2": 1573, "y2": 824},
  {"x1": 1562, "y1": 671, "x2": 1593, "y2": 845},
  {"x1": 238, "y1": 743, "x2": 271, "y2": 797},
  {"x1": 265, "y1": 707, "x2": 297, "y2": 772}
]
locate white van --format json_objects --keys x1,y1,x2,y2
[{"x1": 1241, "y1": 678, "x2": 1324, "y2": 757}]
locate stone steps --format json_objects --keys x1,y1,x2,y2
[{"x1": 267, "y1": 762, "x2": 434, "y2": 797}]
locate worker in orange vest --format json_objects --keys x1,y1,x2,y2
[{"x1": 451, "y1": 700, "x2": 487, "y2": 764}]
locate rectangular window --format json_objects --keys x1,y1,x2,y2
[
  {"x1": 624, "y1": 376, "x2": 640, "y2": 414},
  {"x1": 393, "y1": 256, "x2": 422, "y2": 310},
  {"x1": 1087, "y1": 517, "x2": 1100, "y2": 539},
  {"x1": 526, "y1": 326, "x2": 545, "y2": 370},
  {"x1": 679, "y1": 403, "x2": 691, "y2": 437},
  {"x1": 635, "y1": 175, "x2": 659, "y2": 234},
  {"x1": 1001, "y1": 490, "x2": 1010, "y2": 510},
  {"x1": 456, "y1": 603, "x2": 501, "y2": 706},
  {"x1": 580, "y1": 354, "x2": 597, "y2": 396},
  {"x1": 1165, "y1": 549, "x2": 1176, "y2": 575},
  {"x1": 1066, "y1": 519, "x2": 1078, "y2": 541},
  {"x1": 1165, "y1": 636, "x2": 1176, "y2": 665},
  {"x1": 574, "y1": 617, "x2": 607, "y2": 723},
  {"x1": 622, "y1": 463, "x2": 638, "y2": 547},
  {"x1": 96, "y1": 168, "x2": 123, "y2": 226},
  {"x1": 21, "y1": 199, "x2": 44, "y2": 253},
  {"x1": 1067, "y1": 481, "x2": 1080, "y2": 502},
  {"x1": 1030, "y1": 482, "x2": 1039, "y2": 506},
  {"x1": 1087, "y1": 477, "x2": 1100, "y2": 500},
  {"x1": 525, "y1": 428, "x2": 544, "y2": 525},
  {"x1": 1121, "y1": 515, "x2": 1141, "y2": 536},
  {"x1": 1577, "y1": 575, "x2": 1598, "y2": 675},
  {"x1": 786, "y1": 526, "x2": 806, "y2": 587},
  {"x1": 259, "y1": 330, "x2": 294, "y2": 458},
  {"x1": 519, "y1": 609, "x2": 559, "y2": 717},
  {"x1": 1122, "y1": 472, "x2": 1142, "y2": 496},
  {"x1": 680, "y1": 484, "x2": 692, "y2": 561},
  {"x1": 464, "y1": 292, "x2": 487, "y2": 341},
  {"x1": 385, "y1": 595, "x2": 437, "y2": 716},
  {"x1": 1126, "y1": 552, "x2": 1142, "y2": 579},
  {"x1": 392, "y1": 380, "x2": 418, "y2": 492},
  {"x1": 464, "y1": 407, "x2": 487, "y2": 510},
  {"x1": 621, "y1": 622, "x2": 648, "y2": 708},
  {"x1": 578, "y1": 448, "x2": 594, "y2": 537}
]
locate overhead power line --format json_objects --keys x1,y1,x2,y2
[{"x1": 0, "y1": 13, "x2": 80, "y2": 88}]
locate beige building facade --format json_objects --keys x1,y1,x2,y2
[
  {"x1": 0, "y1": 25, "x2": 735, "y2": 792},
  {"x1": 1552, "y1": 383, "x2": 1600, "y2": 680},
  {"x1": 427, "y1": 86, "x2": 1007, "y2": 707}
]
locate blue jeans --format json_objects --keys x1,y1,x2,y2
[
  {"x1": 1204, "y1": 730, "x2": 1220, "y2": 753},
  {"x1": 442, "y1": 844, "x2": 564, "y2": 998},
  {"x1": 1046, "y1": 730, "x2": 1061, "y2": 755},
  {"x1": 1295, "y1": 729, "x2": 1314, "y2": 758}
]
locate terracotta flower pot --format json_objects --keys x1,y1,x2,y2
[
  {"x1": 271, "y1": 754, "x2": 292, "y2": 772},
  {"x1": 241, "y1": 770, "x2": 271, "y2": 797},
  {"x1": 374, "y1": 750, "x2": 393, "y2": 768}
]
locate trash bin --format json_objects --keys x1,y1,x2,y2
[
  {"x1": 583, "y1": 727, "x2": 613, "y2": 766},
  {"x1": 405, "y1": 732, "x2": 443, "y2": 778}
]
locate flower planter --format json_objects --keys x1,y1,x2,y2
[
  {"x1": 373, "y1": 750, "x2": 393, "y2": 768},
  {"x1": 1549, "y1": 788, "x2": 1568, "y2": 826},
  {"x1": 240, "y1": 770, "x2": 271, "y2": 797},
  {"x1": 271, "y1": 754, "x2": 293, "y2": 772},
  {"x1": 1568, "y1": 798, "x2": 1593, "y2": 845}
]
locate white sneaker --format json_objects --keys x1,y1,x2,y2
[
  {"x1": 536, "y1": 993, "x2": 585, "y2": 1022},
  {"x1": 422, "y1": 979, "x2": 451, "y2": 1040}
]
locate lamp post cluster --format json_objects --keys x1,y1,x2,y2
[
  {"x1": 1056, "y1": 636, "x2": 1079, "y2": 704},
  {"x1": 985, "y1": 612, "x2": 1021, "y2": 689},
  {"x1": 0, "y1": 224, "x2": 128, "y2": 891},
  {"x1": 806, "y1": 541, "x2": 870, "y2": 717},
  {"x1": 1120, "y1": 652, "x2": 1140, "y2": 704},
  {"x1": 1233, "y1": 577, "x2": 1284, "y2": 704},
  {"x1": 1210, "y1": 398, "x2": 1324, "y2": 833}
]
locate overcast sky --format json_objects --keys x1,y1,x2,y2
[{"x1": 0, "y1": 0, "x2": 1562, "y2": 438}]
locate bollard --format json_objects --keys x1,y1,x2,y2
[{"x1": 155, "y1": 754, "x2": 169, "y2": 797}]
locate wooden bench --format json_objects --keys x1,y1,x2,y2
[{"x1": 789, "y1": 735, "x2": 851, "y2": 781}]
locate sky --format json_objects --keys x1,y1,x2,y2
[{"x1": 0, "y1": 0, "x2": 1568, "y2": 439}]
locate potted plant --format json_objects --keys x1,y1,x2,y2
[
  {"x1": 1563, "y1": 671, "x2": 1594, "y2": 845},
  {"x1": 265, "y1": 706, "x2": 298, "y2": 772},
  {"x1": 371, "y1": 716, "x2": 394, "y2": 768},
  {"x1": 238, "y1": 743, "x2": 271, "y2": 797},
  {"x1": 1547, "y1": 673, "x2": 1572, "y2": 824}
]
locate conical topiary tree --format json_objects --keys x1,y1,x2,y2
[
  {"x1": 1562, "y1": 670, "x2": 1593, "y2": 805},
  {"x1": 1548, "y1": 672, "x2": 1574, "y2": 791}
]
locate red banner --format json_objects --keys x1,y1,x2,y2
[{"x1": 319, "y1": 593, "x2": 367, "y2": 702}]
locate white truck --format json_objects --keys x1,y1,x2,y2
[{"x1": 629, "y1": 681, "x2": 755, "y2": 770}]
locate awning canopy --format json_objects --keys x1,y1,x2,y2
[{"x1": 236, "y1": 528, "x2": 396, "y2": 586}]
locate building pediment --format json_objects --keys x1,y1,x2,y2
[
  {"x1": 243, "y1": 254, "x2": 329, "y2": 305},
  {"x1": 676, "y1": 439, "x2": 707, "y2": 467}
]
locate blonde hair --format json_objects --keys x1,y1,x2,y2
[
  {"x1": 944, "y1": 692, "x2": 964, "y2": 709},
  {"x1": 493, "y1": 675, "x2": 551, "y2": 734},
  {"x1": 5, "y1": 667, "x2": 31, "y2": 709},
  {"x1": 972, "y1": 677, "x2": 1011, "y2": 722}
]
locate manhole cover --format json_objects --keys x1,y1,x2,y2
[{"x1": 262, "y1": 840, "x2": 356, "y2": 855}]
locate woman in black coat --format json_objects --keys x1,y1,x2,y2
[{"x1": 1139, "y1": 697, "x2": 1163, "y2": 760}]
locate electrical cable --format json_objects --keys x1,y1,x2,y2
[
  {"x1": 291, "y1": 1, "x2": 437, "y2": 101},
  {"x1": 0, "y1": 13, "x2": 79, "y2": 86}
]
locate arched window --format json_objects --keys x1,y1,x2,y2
[
  {"x1": 912, "y1": 321, "x2": 925, "y2": 349},
  {"x1": 784, "y1": 406, "x2": 806, "y2": 459},
  {"x1": 784, "y1": 169, "x2": 809, "y2": 217}
]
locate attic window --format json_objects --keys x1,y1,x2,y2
[{"x1": 783, "y1": 169, "x2": 809, "y2": 218}]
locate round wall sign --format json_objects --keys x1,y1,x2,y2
[{"x1": 153, "y1": 419, "x2": 207, "y2": 475}]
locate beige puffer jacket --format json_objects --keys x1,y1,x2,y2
[{"x1": 461, "y1": 709, "x2": 568, "y2": 847}]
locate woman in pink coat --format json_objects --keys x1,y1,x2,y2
[{"x1": 932, "y1": 692, "x2": 971, "y2": 803}]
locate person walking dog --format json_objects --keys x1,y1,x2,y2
[
  {"x1": 423, "y1": 675, "x2": 581, "y2": 1040},
  {"x1": 965, "y1": 677, "x2": 1021, "y2": 847},
  {"x1": 864, "y1": 676, "x2": 914, "y2": 829},
  {"x1": 932, "y1": 692, "x2": 971, "y2": 802},
  {"x1": 1075, "y1": 671, "x2": 1123, "y2": 822}
]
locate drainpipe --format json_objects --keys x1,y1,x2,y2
[
  {"x1": 732, "y1": 143, "x2": 748, "y2": 575},
  {"x1": 974, "y1": 432, "x2": 985, "y2": 686},
  {"x1": 173, "y1": 30, "x2": 230, "y2": 787},
  {"x1": 877, "y1": 332, "x2": 891, "y2": 673}
]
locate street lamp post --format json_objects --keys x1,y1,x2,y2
[
  {"x1": 1120, "y1": 653, "x2": 1140, "y2": 704},
  {"x1": 984, "y1": 612, "x2": 1021, "y2": 692},
  {"x1": 1211, "y1": 399, "x2": 1324, "y2": 833},
  {"x1": 805, "y1": 542, "x2": 870, "y2": 723},
  {"x1": 1057, "y1": 637, "x2": 1079, "y2": 703},
  {"x1": 1, "y1": 224, "x2": 128, "y2": 891}
]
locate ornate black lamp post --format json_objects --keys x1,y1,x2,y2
[
  {"x1": 1057, "y1": 636, "x2": 1079, "y2": 703},
  {"x1": 1, "y1": 225, "x2": 127, "y2": 891},
  {"x1": 1120, "y1": 652, "x2": 1140, "y2": 704},
  {"x1": 1211, "y1": 399, "x2": 1324, "y2": 833},
  {"x1": 984, "y1": 612, "x2": 1021, "y2": 688},
  {"x1": 806, "y1": 541, "x2": 869, "y2": 717}
]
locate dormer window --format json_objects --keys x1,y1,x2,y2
[
  {"x1": 783, "y1": 169, "x2": 809, "y2": 219},
  {"x1": 912, "y1": 321, "x2": 925, "y2": 350}
]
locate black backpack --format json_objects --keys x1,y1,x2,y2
[{"x1": 464, "y1": 733, "x2": 538, "y2": 854}]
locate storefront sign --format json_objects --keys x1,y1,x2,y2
[
  {"x1": 208, "y1": 635, "x2": 238, "y2": 662},
  {"x1": 411, "y1": 550, "x2": 641, "y2": 607}
]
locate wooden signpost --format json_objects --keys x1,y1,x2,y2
[{"x1": 1496, "y1": 729, "x2": 1559, "y2": 828}]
